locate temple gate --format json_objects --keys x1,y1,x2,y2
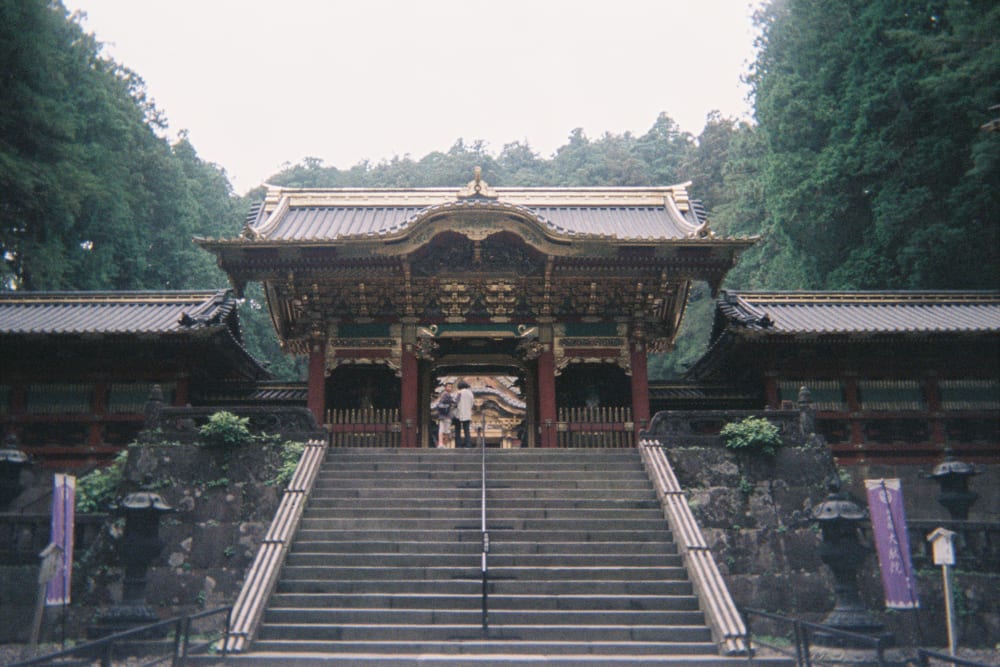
[{"x1": 198, "y1": 172, "x2": 753, "y2": 447}]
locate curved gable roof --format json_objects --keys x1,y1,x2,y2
[{"x1": 234, "y1": 183, "x2": 711, "y2": 244}]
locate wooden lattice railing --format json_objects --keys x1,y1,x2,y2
[
  {"x1": 639, "y1": 440, "x2": 747, "y2": 656},
  {"x1": 326, "y1": 408, "x2": 400, "y2": 447},
  {"x1": 224, "y1": 438, "x2": 327, "y2": 653},
  {"x1": 556, "y1": 406, "x2": 634, "y2": 448}
]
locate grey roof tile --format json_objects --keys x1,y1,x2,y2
[
  {"x1": 720, "y1": 291, "x2": 1000, "y2": 335},
  {"x1": 0, "y1": 290, "x2": 237, "y2": 335}
]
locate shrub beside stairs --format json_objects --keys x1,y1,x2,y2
[{"x1": 218, "y1": 447, "x2": 789, "y2": 666}]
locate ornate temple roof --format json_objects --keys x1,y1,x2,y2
[
  {"x1": 0, "y1": 290, "x2": 239, "y2": 335},
  {"x1": 715, "y1": 291, "x2": 1000, "y2": 336},
  {"x1": 218, "y1": 180, "x2": 716, "y2": 245}
]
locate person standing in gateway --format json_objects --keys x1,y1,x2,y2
[
  {"x1": 454, "y1": 381, "x2": 475, "y2": 447},
  {"x1": 433, "y1": 383, "x2": 456, "y2": 448}
]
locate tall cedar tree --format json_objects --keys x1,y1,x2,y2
[
  {"x1": 720, "y1": 0, "x2": 1000, "y2": 289},
  {"x1": 0, "y1": 0, "x2": 237, "y2": 290}
]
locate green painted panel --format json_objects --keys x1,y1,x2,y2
[
  {"x1": 563, "y1": 322, "x2": 618, "y2": 336},
  {"x1": 339, "y1": 323, "x2": 392, "y2": 338}
]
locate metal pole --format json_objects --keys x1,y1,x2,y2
[
  {"x1": 942, "y1": 563, "x2": 956, "y2": 656},
  {"x1": 480, "y1": 413, "x2": 489, "y2": 632}
]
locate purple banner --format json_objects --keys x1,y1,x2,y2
[
  {"x1": 46, "y1": 474, "x2": 76, "y2": 606},
  {"x1": 865, "y1": 478, "x2": 919, "y2": 609}
]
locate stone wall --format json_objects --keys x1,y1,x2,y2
[
  {"x1": 0, "y1": 440, "x2": 289, "y2": 642},
  {"x1": 652, "y1": 414, "x2": 999, "y2": 648}
]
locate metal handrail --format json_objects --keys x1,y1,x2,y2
[
  {"x1": 743, "y1": 607, "x2": 892, "y2": 667},
  {"x1": 919, "y1": 648, "x2": 992, "y2": 667},
  {"x1": 9, "y1": 606, "x2": 231, "y2": 667},
  {"x1": 478, "y1": 414, "x2": 489, "y2": 632}
]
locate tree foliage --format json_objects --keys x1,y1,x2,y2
[
  {"x1": 7, "y1": 0, "x2": 997, "y2": 384},
  {"x1": 0, "y1": 0, "x2": 238, "y2": 290},
  {"x1": 718, "y1": 0, "x2": 1000, "y2": 290}
]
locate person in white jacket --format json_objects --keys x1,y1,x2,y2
[{"x1": 454, "y1": 381, "x2": 475, "y2": 447}]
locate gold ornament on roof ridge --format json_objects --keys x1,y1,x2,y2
[{"x1": 457, "y1": 166, "x2": 498, "y2": 199}]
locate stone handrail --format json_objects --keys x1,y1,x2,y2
[
  {"x1": 639, "y1": 440, "x2": 747, "y2": 656},
  {"x1": 223, "y1": 438, "x2": 328, "y2": 653}
]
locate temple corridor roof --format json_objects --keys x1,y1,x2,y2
[
  {"x1": 716, "y1": 291, "x2": 1000, "y2": 336},
  {"x1": 0, "y1": 290, "x2": 239, "y2": 335}
]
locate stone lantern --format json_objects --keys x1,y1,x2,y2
[
  {"x1": 926, "y1": 449, "x2": 978, "y2": 520},
  {"x1": 812, "y1": 477, "x2": 884, "y2": 641},
  {"x1": 0, "y1": 434, "x2": 30, "y2": 509},
  {"x1": 91, "y1": 489, "x2": 172, "y2": 636}
]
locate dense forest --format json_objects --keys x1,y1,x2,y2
[{"x1": 2, "y1": 0, "x2": 997, "y2": 380}]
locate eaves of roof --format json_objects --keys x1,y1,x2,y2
[
  {"x1": 197, "y1": 183, "x2": 743, "y2": 246},
  {"x1": 0, "y1": 290, "x2": 236, "y2": 335},
  {"x1": 718, "y1": 291, "x2": 1000, "y2": 336}
]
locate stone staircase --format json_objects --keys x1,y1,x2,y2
[{"x1": 231, "y1": 447, "x2": 776, "y2": 665}]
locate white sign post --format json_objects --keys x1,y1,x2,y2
[{"x1": 927, "y1": 527, "x2": 957, "y2": 656}]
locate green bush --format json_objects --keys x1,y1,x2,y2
[
  {"x1": 273, "y1": 441, "x2": 306, "y2": 488},
  {"x1": 77, "y1": 450, "x2": 128, "y2": 513},
  {"x1": 198, "y1": 411, "x2": 253, "y2": 449},
  {"x1": 719, "y1": 416, "x2": 783, "y2": 457}
]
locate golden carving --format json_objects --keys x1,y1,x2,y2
[{"x1": 456, "y1": 166, "x2": 498, "y2": 199}]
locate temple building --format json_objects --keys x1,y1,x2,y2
[
  {"x1": 196, "y1": 173, "x2": 753, "y2": 448},
  {"x1": 0, "y1": 290, "x2": 268, "y2": 469},
  {"x1": 2, "y1": 175, "x2": 997, "y2": 466},
  {"x1": 684, "y1": 290, "x2": 1000, "y2": 464}
]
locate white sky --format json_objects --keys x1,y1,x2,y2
[{"x1": 65, "y1": 0, "x2": 760, "y2": 195}]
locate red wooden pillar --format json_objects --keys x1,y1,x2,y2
[
  {"x1": 924, "y1": 375, "x2": 946, "y2": 447},
  {"x1": 844, "y1": 376, "x2": 864, "y2": 450},
  {"x1": 307, "y1": 340, "x2": 326, "y2": 425},
  {"x1": 174, "y1": 376, "x2": 190, "y2": 406},
  {"x1": 90, "y1": 381, "x2": 108, "y2": 446},
  {"x1": 537, "y1": 346, "x2": 557, "y2": 448},
  {"x1": 630, "y1": 341, "x2": 650, "y2": 438},
  {"x1": 764, "y1": 375, "x2": 780, "y2": 409},
  {"x1": 400, "y1": 346, "x2": 418, "y2": 447}
]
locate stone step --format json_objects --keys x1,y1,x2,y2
[
  {"x1": 307, "y1": 489, "x2": 658, "y2": 501},
  {"x1": 290, "y1": 528, "x2": 676, "y2": 542},
  {"x1": 301, "y1": 507, "x2": 665, "y2": 520},
  {"x1": 311, "y1": 479, "x2": 651, "y2": 490},
  {"x1": 325, "y1": 448, "x2": 639, "y2": 458},
  {"x1": 318, "y1": 462, "x2": 645, "y2": 473},
  {"x1": 257, "y1": 623, "x2": 713, "y2": 643},
  {"x1": 267, "y1": 593, "x2": 700, "y2": 611},
  {"x1": 263, "y1": 608, "x2": 706, "y2": 626},
  {"x1": 240, "y1": 640, "x2": 728, "y2": 659},
  {"x1": 278, "y1": 565, "x2": 691, "y2": 582},
  {"x1": 288, "y1": 540, "x2": 676, "y2": 555},
  {"x1": 296, "y1": 517, "x2": 668, "y2": 531},
  {"x1": 243, "y1": 447, "x2": 744, "y2": 664},
  {"x1": 284, "y1": 553, "x2": 684, "y2": 568},
  {"x1": 275, "y1": 579, "x2": 695, "y2": 596},
  {"x1": 216, "y1": 652, "x2": 786, "y2": 667},
  {"x1": 317, "y1": 463, "x2": 645, "y2": 480},
  {"x1": 305, "y1": 498, "x2": 661, "y2": 510}
]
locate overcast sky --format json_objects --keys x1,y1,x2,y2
[{"x1": 65, "y1": 0, "x2": 761, "y2": 194}]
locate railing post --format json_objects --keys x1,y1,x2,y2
[
  {"x1": 744, "y1": 610, "x2": 752, "y2": 667},
  {"x1": 796, "y1": 620, "x2": 810, "y2": 667},
  {"x1": 170, "y1": 616, "x2": 185, "y2": 667}
]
